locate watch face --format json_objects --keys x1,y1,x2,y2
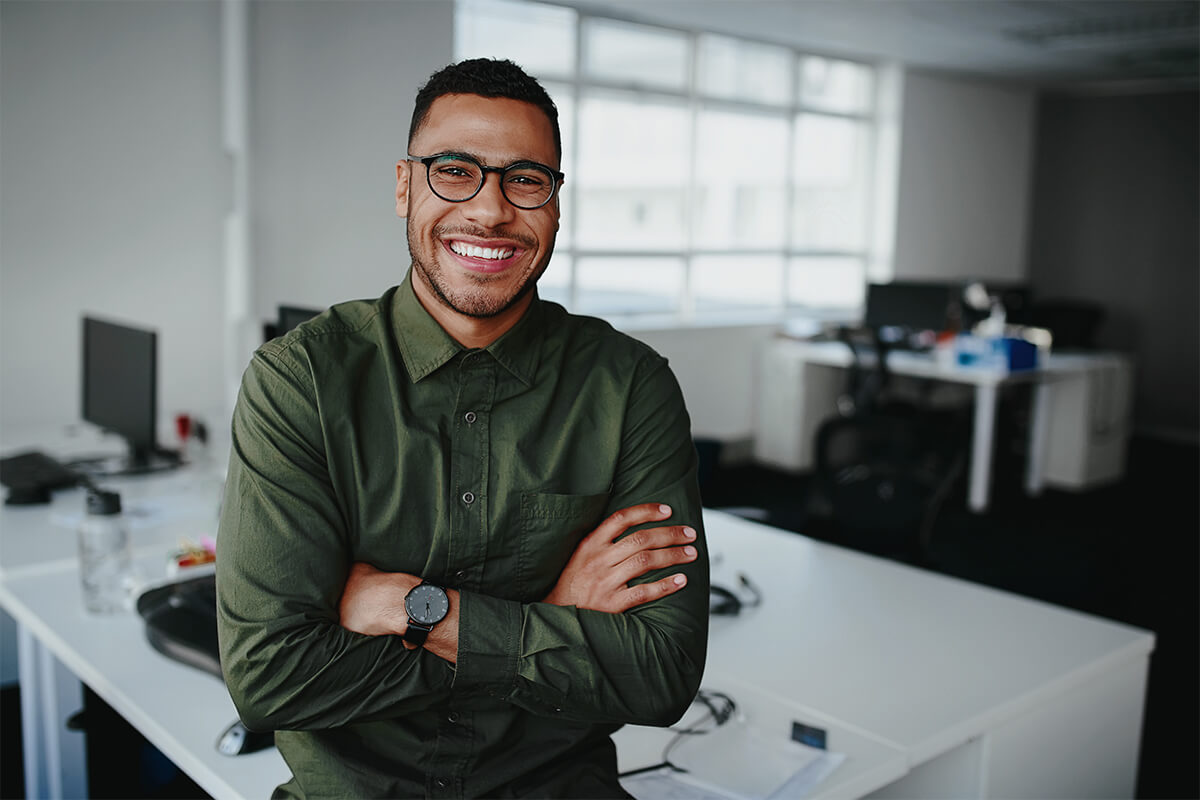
[{"x1": 405, "y1": 583, "x2": 449, "y2": 626}]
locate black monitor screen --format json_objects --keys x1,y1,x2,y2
[
  {"x1": 863, "y1": 281, "x2": 953, "y2": 334},
  {"x1": 82, "y1": 316, "x2": 160, "y2": 467},
  {"x1": 278, "y1": 305, "x2": 321, "y2": 335}
]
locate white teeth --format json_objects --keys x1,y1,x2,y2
[{"x1": 450, "y1": 241, "x2": 514, "y2": 260}]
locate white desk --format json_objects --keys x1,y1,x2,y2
[
  {"x1": 755, "y1": 338, "x2": 1132, "y2": 513},
  {"x1": 699, "y1": 511, "x2": 1154, "y2": 799},
  {"x1": 2, "y1": 471, "x2": 1154, "y2": 799}
]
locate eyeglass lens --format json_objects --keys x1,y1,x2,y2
[{"x1": 425, "y1": 155, "x2": 556, "y2": 209}]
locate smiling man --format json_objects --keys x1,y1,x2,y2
[{"x1": 216, "y1": 59, "x2": 709, "y2": 799}]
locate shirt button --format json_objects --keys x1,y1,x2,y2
[
  {"x1": 448, "y1": 711, "x2": 459, "y2": 723},
  {"x1": 435, "y1": 778, "x2": 448, "y2": 789},
  {"x1": 454, "y1": 569, "x2": 467, "y2": 582},
  {"x1": 462, "y1": 491, "x2": 475, "y2": 505},
  {"x1": 464, "y1": 411, "x2": 477, "y2": 424}
]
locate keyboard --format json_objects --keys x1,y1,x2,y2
[{"x1": 0, "y1": 450, "x2": 83, "y2": 490}]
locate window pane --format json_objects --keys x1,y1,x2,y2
[
  {"x1": 697, "y1": 34, "x2": 791, "y2": 106},
  {"x1": 693, "y1": 255, "x2": 785, "y2": 312},
  {"x1": 787, "y1": 256, "x2": 865, "y2": 308},
  {"x1": 576, "y1": 256, "x2": 683, "y2": 316},
  {"x1": 791, "y1": 114, "x2": 869, "y2": 250},
  {"x1": 582, "y1": 18, "x2": 689, "y2": 90},
  {"x1": 576, "y1": 91, "x2": 689, "y2": 250},
  {"x1": 538, "y1": 253, "x2": 571, "y2": 308},
  {"x1": 798, "y1": 56, "x2": 873, "y2": 114},
  {"x1": 694, "y1": 109, "x2": 789, "y2": 248},
  {"x1": 454, "y1": 0, "x2": 576, "y2": 79}
]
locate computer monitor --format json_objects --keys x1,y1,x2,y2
[
  {"x1": 81, "y1": 316, "x2": 178, "y2": 475},
  {"x1": 263, "y1": 305, "x2": 322, "y2": 342},
  {"x1": 278, "y1": 305, "x2": 321, "y2": 335},
  {"x1": 862, "y1": 281, "x2": 954, "y2": 344}
]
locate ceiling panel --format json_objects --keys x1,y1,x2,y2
[{"x1": 555, "y1": 0, "x2": 1199, "y2": 88}]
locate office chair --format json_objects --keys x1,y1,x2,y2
[{"x1": 807, "y1": 327, "x2": 968, "y2": 561}]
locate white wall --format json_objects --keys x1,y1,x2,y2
[
  {"x1": 251, "y1": 0, "x2": 453, "y2": 320},
  {"x1": 624, "y1": 324, "x2": 779, "y2": 448},
  {"x1": 0, "y1": 0, "x2": 457, "y2": 688},
  {"x1": 892, "y1": 70, "x2": 1037, "y2": 284},
  {"x1": 0, "y1": 0, "x2": 228, "y2": 434}
]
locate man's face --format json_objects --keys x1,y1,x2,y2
[{"x1": 397, "y1": 94, "x2": 561, "y2": 322}]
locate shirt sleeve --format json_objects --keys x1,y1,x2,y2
[
  {"x1": 216, "y1": 346, "x2": 455, "y2": 732},
  {"x1": 452, "y1": 353, "x2": 710, "y2": 728}
]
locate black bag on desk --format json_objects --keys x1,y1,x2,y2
[{"x1": 135, "y1": 571, "x2": 222, "y2": 681}]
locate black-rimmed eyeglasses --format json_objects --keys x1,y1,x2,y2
[{"x1": 407, "y1": 153, "x2": 564, "y2": 210}]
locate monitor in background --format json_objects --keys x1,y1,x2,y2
[
  {"x1": 278, "y1": 305, "x2": 321, "y2": 335},
  {"x1": 80, "y1": 316, "x2": 179, "y2": 476},
  {"x1": 264, "y1": 305, "x2": 322, "y2": 342},
  {"x1": 862, "y1": 281, "x2": 954, "y2": 347}
]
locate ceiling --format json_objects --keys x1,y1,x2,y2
[{"x1": 557, "y1": 0, "x2": 1200, "y2": 90}]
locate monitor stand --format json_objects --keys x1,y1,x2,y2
[{"x1": 70, "y1": 446, "x2": 182, "y2": 478}]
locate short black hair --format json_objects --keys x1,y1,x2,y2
[{"x1": 408, "y1": 58, "x2": 561, "y2": 161}]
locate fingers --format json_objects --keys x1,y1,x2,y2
[
  {"x1": 589, "y1": 503, "x2": 674, "y2": 546},
  {"x1": 612, "y1": 534, "x2": 697, "y2": 583},
  {"x1": 614, "y1": 523, "x2": 697, "y2": 558},
  {"x1": 612, "y1": 573, "x2": 689, "y2": 613}
]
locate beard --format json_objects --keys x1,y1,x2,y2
[{"x1": 408, "y1": 221, "x2": 552, "y2": 319}]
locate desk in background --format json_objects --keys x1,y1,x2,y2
[
  {"x1": 755, "y1": 338, "x2": 1134, "y2": 513},
  {"x1": 1, "y1": 456, "x2": 1153, "y2": 799}
]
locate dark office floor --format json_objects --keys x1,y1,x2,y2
[
  {"x1": 1, "y1": 435, "x2": 1196, "y2": 800},
  {"x1": 701, "y1": 432, "x2": 1199, "y2": 800}
]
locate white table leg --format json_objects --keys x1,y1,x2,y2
[
  {"x1": 969, "y1": 384, "x2": 999, "y2": 513},
  {"x1": 1025, "y1": 381, "x2": 1052, "y2": 497},
  {"x1": 17, "y1": 622, "x2": 89, "y2": 799}
]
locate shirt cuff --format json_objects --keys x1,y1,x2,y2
[{"x1": 453, "y1": 589, "x2": 521, "y2": 697}]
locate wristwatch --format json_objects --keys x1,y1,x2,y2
[{"x1": 402, "y1": 582, "x2": 449, "y2": 646}]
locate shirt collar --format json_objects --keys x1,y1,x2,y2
[{"x1": 392, "y1": 268, "x2": 544, "y2": 386}]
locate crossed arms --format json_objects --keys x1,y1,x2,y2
[
  {"x1": 339, "y1": 502, "x2": 701, "y2": 664},
  {"x1": 216, "y1": 344, "x2": 709, "y2": 733}
]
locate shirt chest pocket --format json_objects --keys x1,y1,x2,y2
[{"x1": 517, "y1": 490, "x2": 611, "y2": 601}]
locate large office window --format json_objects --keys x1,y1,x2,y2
[{"x1": 454, "y1": 0, "x2": 878, "y2": 322}]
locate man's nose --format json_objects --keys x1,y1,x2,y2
[{"x1": 461, "y1": 171, "x2": 516, "y2": 226}]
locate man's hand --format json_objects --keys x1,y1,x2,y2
[
  {"x1": 339, "y1": 564, "x2": 461, "y2": 662},
  {"x1": 543, "y1": 503, "x2": 698, "y2": 613},
  {"x1": 339, "y1": 563, "x2": 418, "y2": 636}
]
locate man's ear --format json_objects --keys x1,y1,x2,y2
[{"x1": 395, "y1": 161, "x2": 410, "y2": 219}]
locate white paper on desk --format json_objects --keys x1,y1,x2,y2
[
  {"x1": 671, "y1": 722, "x2": 844, "y2": 800},
  {"x1": 620, "y1": 766, "x2": 745, "y2": 800}
]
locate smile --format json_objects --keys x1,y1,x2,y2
[{"x1": 449, "y1": 241, "x2": 515, "y2": 260}]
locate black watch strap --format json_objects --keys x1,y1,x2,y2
[{"x1": 402, "y1": 622, "x2": 433, "y2": 646}]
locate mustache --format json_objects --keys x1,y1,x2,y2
[{"x1": 432, "y1": 223, "x2": 537, "y2": 250}]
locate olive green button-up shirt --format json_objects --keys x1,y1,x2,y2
[{"x1": 216, "y1": 272, "x2": 709, "y2": 799}]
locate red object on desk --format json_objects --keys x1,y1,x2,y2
[{"x1": 175, "y1": 413, "x2": 191, "y2": 444}]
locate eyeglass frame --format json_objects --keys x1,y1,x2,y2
[{"x1": 406, "y1": 152, "x2": 565, "y2": 210}]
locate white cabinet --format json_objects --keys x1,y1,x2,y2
[
  {"x1": 753, "y1": 339, "x2": 845, "y2": 472},
  {"x1": 1042, "y1": 354, "x2": 1134, "y2": 490}
]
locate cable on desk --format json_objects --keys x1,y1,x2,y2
[
  {"x1": 617, "y1": 689, "x2": 738, "y2": 777},
  {"x1": 710, "y1": 572, "x2": 763, "y2": 616}
]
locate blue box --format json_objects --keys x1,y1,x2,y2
[{"x1": 955, "y1": 335, "x2": 1038, "y2": 372}]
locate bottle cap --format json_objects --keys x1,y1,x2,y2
[{"x1": 86, "y1": 488, "x2": 122, "y2": 516}]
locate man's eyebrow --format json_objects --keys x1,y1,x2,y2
[{"x1": 426, "y1": 150, "x2": 553, "y2": 169}]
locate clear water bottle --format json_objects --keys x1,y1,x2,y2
[{"x1": 78, "y1": 488, "x2": 134, "y2": 613}]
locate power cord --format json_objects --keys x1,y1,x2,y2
[
  {"x1": 710, "y1": 573, "x2": 763, "y2": 616},
  {"x1": 618, "y1": 689, "x2": 738, "y2": 778}
]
